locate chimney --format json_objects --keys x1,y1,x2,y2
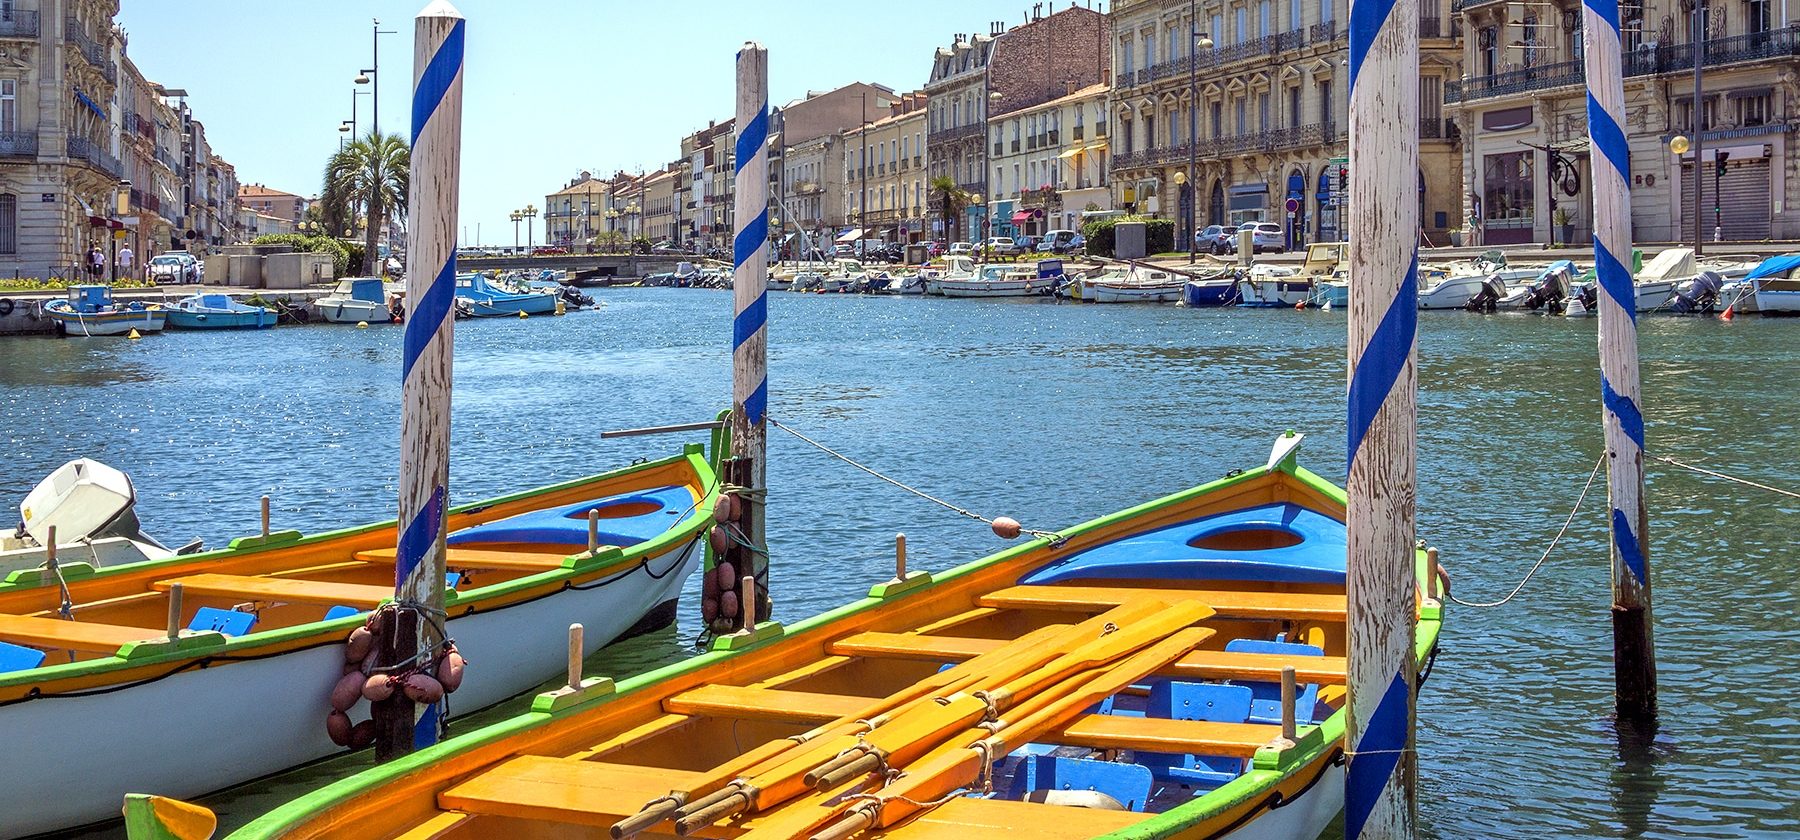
[{"x1": 1066, "y1": 79, "x2": 1077, "y2": 96}]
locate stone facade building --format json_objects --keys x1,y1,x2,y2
[
  {"x1": 780, "y1": 131, "x2": 843, "y2": 251},
  {"x1": 1450, "y1": 0, "x2": 1800, "y2": 245},
  {"x1": 843, "y1": 92, "x2": 928, "y2": 244},
  {"x1": 543, "y1": 171, "x2": 607, "y2": 249},
  {"x1": 925, "y1": 28, "x2": 998, "y2": 241},
  {"x1": 1109, "y1": 0, "x2": 1462, "y2": 247},
  {"x1": 988, "y1": 81, "x2": 1113, "y2": 239}
]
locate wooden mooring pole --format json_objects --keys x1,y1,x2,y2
[
  {"x1": 731, "y1": 43, "x2": 772, "y2": 622},
  {"x1": 1583, "y1": 0, "x2": 1657, "y2": 721},
  {"x1": 1344, "y1": 0, "x2": 1420, "y2": 835},
  {"x1": 376, "y1": 0, "x2": 464, "y2": 762}
]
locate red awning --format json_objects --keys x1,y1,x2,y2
[
  {"x1": 1010, "y1": 210, "x2": 1034, "y2": 223},
  {"x1": 86, "y1": 215, "x2": 125, "y2": 230}
]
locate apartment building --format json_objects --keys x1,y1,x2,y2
[
  {"x1": 1450, "y1": 0, "x2": 1800, "y2": 244},
  {"x1": 843, "y1": 92, "x2": 929, "y2": 244},
  {"x1": 925, "y1": 28, "x2": 998, "y2": 241},
  {"x1": 780, "y1": 131, "x2": 843, "y2": 251},
  {"x1": 988, "y1": 82, "x2": 1113, "y2": 239},
  {"x1": 1109, "y1": 0, "x2": 1462, "y2": 246},
  {"x1": 543, "y1": 171, "x2": 608, "y2": 249}
]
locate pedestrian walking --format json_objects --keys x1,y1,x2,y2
[
  {"x1": 88, "y1": 244, "x2": 105, "y2": 279},
  {"x1": 117, "y1": 244, "x2": 135, "y2": 280}
]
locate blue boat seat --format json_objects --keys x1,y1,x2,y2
[
  {"x1": 1223, "y1": 638, "x2": 1324, "y2": 725},
  {"x1": 1018, "y1": 503, "x2": 1347, "y2": 586},
  {"x1": 0, "y1": 640, "x2": 46, "y2": 673},
  {"x1": 188, "y1": 607, "x2": 257, "y2": 636},
  {"x1": 324, "y1": 605, "x2": 362, "y2": 621},
  {"x1": 1134, "y1": 682, "x2": 1253, "y2": 789},
  {"x1": 445, "y1": 572, "x2": 463, "y2": 591},
  {"x1": 1003, "y1": 755, "x2": 1154, "y2": 812},
  {"x1": 446, "y1": 486, "x2": 695, "y2": 550}
]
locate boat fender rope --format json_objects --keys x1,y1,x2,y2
[
  {"x1": 1449, "y1": 454, "x2": 1603, "y2": 609},
  {"x1": 972, "y1": 690, "x2": 1003, "y2": 723}
]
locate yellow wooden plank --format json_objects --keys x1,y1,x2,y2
[
  {"x1": 978, "y1": 585, "x2": 1347, "y2": 622},
  {"x1": 0, "y1": 613, "x2": 157, "y2": 654},
  {"x1": 879, "y1": 795, "x2": 1149, "y2": 839},
  {"x1": 569, "y1": 713, "x2": 692, "y2": 761},
  {"x1": 439, "y1": 756, "x2": 706, "y2": 827},
  {"x1": 150, "y1": 573, "x2": 393, "y2": 609},
  {"x1": 354, "y1": 546, "x2": 576, "y2": 572},
  {"x1": 1051, "y1": 714, "x2": 1280, "y2": 758},
  {"x1": 663, "y1": 684, "x2": 872, "y2": 724},
  {"x1": 831, "y1": 632, "x2": 1346, "y2": 683},
  {"x1": 392, "y1": 811, "x2": 472, "y2": 840}
]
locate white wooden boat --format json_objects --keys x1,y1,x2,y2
[
  {"x1": 1237, "y1": 265, "x2": 1311, "y2": 308},
  {"x1": 1740, "y1": 253, "x2": 1800, "y2": 314},
  {"x1": 1086, "y1": 265, "x2": 1185, "y2": 303},
  {"x1": 42, "y1": 286, "x2": 166, "y2": 336},
  {"x1": 938, "y1": 264, "x2": 1057, "y2": 298},
  {"x1": 316, "y1": 278, "x2": 397, "y2": 324}
]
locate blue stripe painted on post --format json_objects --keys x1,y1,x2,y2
[
  {"x1": 1593, "y1": 240, "x2": 1637, "y2": 324},
  {"x1": 395, "y1": 485, "x2": 445, "y2": 586},
  {"x1": 734, "y1": 210, "x2": 769, "y2": 269},
  {"x1": 402, "y1": 258, "x2": 457, "y2": 382},
  {"x1": 1346, "y1": 669, "x2": 1411, "y2": 840},
  {"x1": 744, "y1": 378, "x2": 768, "y2": 425},
  {"x1": 1583, "y1": 0, "x2": 1622, "y2": 32},
  {"x1": 733, "y1": 291, "x2": 767, "y2": 348},
  {"x1": 410, "y1": 19, "x2": 465, "y2": 145},
  {"x1": 734, "y1": 108, "x2": 768, "y2": 177},
  {"x1": 1346, "y1": 0, "x2": 1397, "y2": 91},
  {"x1": 1346, "y1": 256, "x2": 1419, "y2": 468},
  {"x1": 1586, "y1": 96, "x2": 1631, "y2": 184},
  {"x1": 1612, "y1": 509, "x2": 1648, "y2": 583},
  {"x1": 1601, "y1": 376, "x2": 1646, "y2": 451}
]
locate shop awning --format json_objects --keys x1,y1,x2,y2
[
  {"x1": 1058, "y1": 145, "x2": 1085, "y2": 159},
  {"x1": 73, "y1": 88, "x2": 106, "y2": 120},
  {"x1": 835, "y1": 227, "x2": 864, "y2": 242},
  {"x1": 1010, "y1": 210, "x2": 1035, "y2": 223},
  {"x1": 1084, "y1": 138, "x2": 1108, "y2": 150}
]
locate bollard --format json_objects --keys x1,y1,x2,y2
[
  {"x1": 1425, "y1": 546, "x2": 1441, "y2": 600},
  {"x1": 1280, "y1": 665, "x2": 1298, "y2": 742},
  {"x1": 567, "y1": 623, "x2": 584, "y2": 690},
  {"x1": 44, "y1": 525, "x2": 55, "y2": 568},
  {"x1": 167, "y1": 583, "x2": 184, "y2": 641},
  {"x1": 261, "y1": 494, "x2": 271, "y2": 537},
  {"x1": 588, "y1": 509, "x2": 600, "y2": 555},
  {"x1": 740, "y1": 574, "x2": 756, "y2": 631},
  {"x1": 895, "y1": 533, "x2": 906, "y2": 581}
]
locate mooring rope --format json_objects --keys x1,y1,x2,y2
[
  {"x1": 766, "y1": 417, "x2": 1060, "y2": 541},
  {"x1": 1449, "y1": 454, "x2": 1605, "y2": 609},
  {"x1": 1650, "y1": 455, "x2": 1800, "y2": 501}
]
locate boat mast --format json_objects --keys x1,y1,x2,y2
[
  {"x1": 1583, "y1": 0, "x2": 1657, "y2": 720},
  {"x1": 731, "y1": 43, "x2": 772, "y2": 626},
  {"x1": 376, "y1": 0, "x2": 464, "y2": 761},
  {"x1": 1343, "y1": 0, "x2": 1420, "y2": 835}
]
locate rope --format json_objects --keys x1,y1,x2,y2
[
  {"x1": 1651, "y1": 455, "x2": 1800, "y2": 501},
  {"x1": 766, "y1": 416, "x2": 1061, "y2": 542},
  {"x1": 1448, "y1": 454, "x2": 1604, "y2": 609}
]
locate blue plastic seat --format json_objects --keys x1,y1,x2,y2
[
  {"x1": 0, "y1": 640, "x2": 46, "y2": 673},
  {"x1": 1223, "y1": 639, "x2": 1324, "y2": 725},
  {"x1": 1135, "y1": 682, "x2": 1254, "y2": 789},
  {"x1": 445, "y1": 571, "x2": 463, "y2": 590},
  {"x1": 324, "y1": 605, "x2": 362, "y2": 621},
  {"x1": 1003, "y1": 755, "x2": 1154, "y2": 811},
  {"x1": 188, "y1": 607, "x2": 257, "y2": 636}
]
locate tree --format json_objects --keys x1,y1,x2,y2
[
  {"x1": 929, "y1": 175, "x2": 968, "y2": 243},
  {"x1": 322, "y1": 131, "x2": 409, "y2": 276}
]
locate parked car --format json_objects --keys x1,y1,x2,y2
[
  {"x1": 948, "y1": 241, "x2": 974, "y2": 256},
  {"x1": 532, "y1": 246, "x2": 568, "y2": 256},
  {"x1": 1014, "y1": 234, "x2": 1037, "y2": 253},
  {"x1": 1195, "y1": 224, "x2": 1235, "y2": 254},
  {"x1": 1227, "y1": 222, "x2": 1286, "y2": 254},
  {"x1": 148, "y1": 252, "x2": 200, "y2": 284},
  {"x1": 1041, "y1": 229, "x2": 1085, "y2": 254},
  {"x1": 982, "y1": 237, "x2": 1018, "y2": 256},
  {"x1": 926, "y1": 241, "x2": 946, "y2": 258},
  {"x1": 833, "y1": 243, "x2": 856, "y2": 258}
]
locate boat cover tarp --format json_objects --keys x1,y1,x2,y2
[
  {"x1": 1638, "y1": 248, "x2": 1696, "y2": 283},
  {"x1": 349, "y1": 277, "x2": 384, "y2": 303},
  {"x1": 1019, "y1": 503, "x2": 1347, "y2": 586},
  {"x1": 1745, "y1": 254, "x2": 1800, "y2": 281},
  {"x1": 1537, "y1": 260, "x2": 1577, "y2": 279}
]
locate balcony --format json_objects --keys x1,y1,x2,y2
[
  {"x1": 1011, "y1": 139, "x2": 1021, "y2": 152},
  {"x1": 0, "y1": 9, "x2": 40, "y2": 38},
  {"x1": 1420, "y1": 16, "x2": 1442, "y2": 38},
  {"x1": 1448, "y1": 27, "x2": 1800, "y2": 105},
  {"x1": 1310, "y1": 20, "x2": 1337, "y2": 42},
  {"x1": 67, "y1": 135, "x2": 122, "y2": 178},
  {"x1": 1419, "y1": 117, "x2": 1457, "y2": 140},
  {"x1": 1027, "y1": 135, "x2": 1038, "y2": 150},
  {"x1": 0, "y1": 131, "x2": 36, "y2": 158},
  {"x1": 927, "y1": 122, "x2": 982, "y2": 144},
  {"x1": 63, "y1": 17, "x2": 115, "y2": 84}
]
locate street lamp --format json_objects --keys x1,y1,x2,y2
[
  {"x1": 971, "y1": 192, "x2": 987, "y2": 263},
  {"x1": 524, "y1": 204, "x2": 538, "y2": 253},
  {"x1": 510, "y1": 210, "x2": 523, "y2": 253},
  {"x1": 1187, "y1": 5, "x2": 1215, "y2": 263},
  {"x1": 354, "y1": 18, "x2": 396, "y2": 138}
]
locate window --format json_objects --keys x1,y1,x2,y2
[
  {"x1": 1290, "y1": 0, "x2": 1301, "y2": 29},
  {"x1": 1320, "y1": 78, "x2": 1334, "y2": 125},
  {"x1": 1168, "y1": 113, "x2": 1178, "y2": 146},
  {"x1": 1482, "y1": 151, "x2": 1534, "y2": 225},
  {"x1": 1211, "y1": 102, "x2": 1223, "y2": 138},
  {"x1": 1, "y1": 80, "x2": 15, "y2": 133},
  {"x1": 1212, "y1": 14, "x2": 1225, "y2": 45},
  {"x1": 1479, "y1": 27, "x2": 1498, "y2": 77},
  {"x1": 0, "y1": 193, "x2": 15, "y2": 255},
  {"x1": 1144, "y1": 33, "x2": 1155, "y2": 70},
  {"x1": 1145, "y1": 113, "x2": 1156, "y2": 149},
  {"x1": 1321, "y1": 0, "x2": 1332, "y2": 24},
  {"x1": 1737, "y1": 93, "x2": 1771, "y2": 127},
  {"x1": 1258, "y1": 93, "x2": 1270, "y2": 131},
  {"x1": 1121, "y1": 39, "x2": 1134, "y2": 77},
  {"x1": 1749, "y1": 0, "x2": 1771, "y2": 33},
  {"x1": 1259, "y1": 1, "x2": 1271, "y2": 37},
  {"x1": 1421, "y1": 76, "x2": 1442, "y2": 127},
  {"x1": 1236, "y1": 8, "x2": 1248, "y2": 42},
  {"x1": 1236, "y1": 99, "x2": 1246, "y2": 135},
  {"x1": 1288, "y1": 86, "x2": 1301, "y2": 127},
  {"x1": 1168, "y1": 26, "x2": 1179, "y2": 65}
]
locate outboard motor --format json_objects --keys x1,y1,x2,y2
[
  {"x1": 1463, "y1": 274, "x2": 1507, "y2": 312},
  {"x1": 1520, "y1": 264, "x2": 1573, "y2": 313},
  {"x1": 1669, "y1": 270, "x2": 1723, "y2": 314}
]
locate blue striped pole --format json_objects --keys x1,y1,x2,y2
[
  {"x1": 1344, "y1": 0, "x2": 1419, "y2": 834},
  {"x1": 379, "y1": 0, "x2": 464, "y2": 761},
  {"x1": 1584, "y1": 0, "x2": 1656, "y2": 719},
  {"x1": 731, "y1": 43, "x2": 770, "y2": 627}
]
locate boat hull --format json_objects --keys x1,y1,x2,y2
[
  {"x1": 316, "y1": 299, "x2": 392, "y2": 324},
  {"x1": 45, "y1": 306, "x2": 167, "y2": 336},
  {"x1": 1088, "y1": 282, "x2": 1185, "y2": 303},
  {"x1": 1416, "y1": 275, "x2": 1488, "y2": 310},
  {"x1": 1183, "y1": 279, "x2": 1240, "y2": 307},
  {"x1": 1237, "y1": 278, "x2": 1311, "y2": 307},
  {"x1": 1754, "y1": 287, "x2": 1800, "y2": 314},
  {"x1": 165, "y1": 309, "x2": 276, "y2": 330},
  {"x1": 459, "y1": 293, "x2": 557, "y2": 317},
  {"x1": 938, "y1": 276, "x2": 1057, "y2": 297}
]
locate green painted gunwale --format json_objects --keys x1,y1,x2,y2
[
  {"x1": 0, "y1": 445, "x2": 720, "y2": 693},
  {"x1": 219, "y1": 454, "x2": 1444, "y2": 840}
]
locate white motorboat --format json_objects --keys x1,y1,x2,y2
[
  {"x1": 1086, "y1": 265, "x2": 1185, "y2": 303},
  {"x1": 1731, "y1": 253, "x2": 1800, "y2": 314},
  {"x1": 1237, "y1": 264, "x2": 1312, "y2": 308},
  {"x1": 938, "y1": 263, "x2": 1058, "y2": 297},
  {"x1": 315, "y1": 278, "x2": 397, "y2": 324},
  {"x1": 921, "y1": 256, "x2": 975, "y2": 295},
  {"x1": 0, "y1": 459, "x2": 193, "y2": 576}
]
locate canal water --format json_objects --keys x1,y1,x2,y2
[{"x1": 3, "y1": 289, "x2": 1795, "y2": 839}]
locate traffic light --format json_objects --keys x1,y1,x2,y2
[
  {"x1": 1338, "y1": 167, "x2": 1348, "y2": 192},
  {"x1": 1715, "y1": 151, "x2": 1730, "y2": 178}
]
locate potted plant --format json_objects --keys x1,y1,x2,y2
[
  {"x1": 1447, "y1": 226, "x2": 1464, "y2": 247},
  {"x1": 1553, "y1": 207, "x2": 1572, "y2": 245}
]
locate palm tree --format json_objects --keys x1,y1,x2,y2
[
  {"x1": 929, "y1": 175, "x2": 968, "y2": 243},
  {"x1": 322, "y1": 132, "x2": 409, "y2": 276}
]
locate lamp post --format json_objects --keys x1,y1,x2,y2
[
  {"x1": 510, "y1": 210, "x2": 522, "y2": 253},
  {"x1": 524, "y1": 204, "x2": 538, "y2": 254},
  {"x1": 971, "y1": 192, "x2": 987, "y2": 263},
  {"x1": 605, "y1": 208, "x2": 619, "y2": 252},
  {"x1": 1186, "y1": 8, "x2": 1215, "y2": 264},
  {"x1": 354, "y1": 18, "x2": 397, "y2": 138},
  {"x1": 1689, "y1": 0, "x2": 1707, "y2": 254}
]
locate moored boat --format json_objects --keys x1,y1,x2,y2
[
  {"x1": 938, "y1": 261, "x2": 1060, "y2": 298},
  {"x1": 43, "y1": 285, "x2": 166, "y2": 337},
  {"x1": 1236, "y1": 265, "x2": 1311, "y2": 308},
  {"x1": 1086, "y1": 265, "x2": 1185, "y2": 303},
  {"x1": 1182, "y1": 270, "x2": 1242, "y2": 307},
  {"x1": 316, "y1": 278, "x2": 398, "y2": 324},
  {"x1": 454, "y1": 272, "x2": 557, "y2": 317},
  {"x1": 164, "y1": 293, "x2": 277, "y2": 330},
  {"x1": 1737, "y1": 253, "x2": 1800, "y2": 315},
  {"x1": 0, "y1": 448, "x2": 716, "y2": 839},
  {"x1": 169, "y1": 435, "x2": 1445, "y2": 840}
]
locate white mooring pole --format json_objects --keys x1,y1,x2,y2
[
  {"x1": 1344, "y1": 0, "x2": 1420, "y2": 835},
  {"x1": 731, "y1": 43, "x2": 771, "y2": 623},
  {"x1": 377, "y1": 0, "x2": 464, "y2": 762},
  {"x1": 1583, "y1": 0, "x2": 1656, "y2": 720}
]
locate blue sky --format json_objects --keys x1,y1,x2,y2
[{"x1": 118, "y1": 0, "x2": 1061, "y2": 246}]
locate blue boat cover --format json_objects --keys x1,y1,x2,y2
[
  {"x1": 447, "y1": 485, "x2": 695, "y2": 549},
  {"x1": 1745, "y1": 254, "x2": 1800, "y2": 281},
  {"x1": 350, "y1": 277, "x2": 385, "y2": 303},
  {"x1": 1020, "y1": 503, "x2": 1346, "y2": 586}
]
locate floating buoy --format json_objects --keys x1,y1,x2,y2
[
  {"x1": 436, "y1": 650, "x2": 466, "y2": 693},
  {"x1": 1721, "y1": 305, "x2": 1735, "y2": 321},
  {"x1": 402, "y1": 672, "x2": 446, "y2": 704},
  {"x1": 344, "y1": 626, "x2": 373, "y2": 663},
  {"x1": 348, "y1": 719, "x2": 377, "y2": 749},
  {"x1": 1294, "y1": 299, "x2": 1306, "y2": 310},
  {"x1": 517, "y1": 310, "x2": 528, "y2": 319},
  {"x1": 709, "y1": 524, "x2": 731, "y2": 554},
  {"x1": 356, "y1": 320, "x2": 369, "y2": 329},
  {"x1": 714, "y1": 561, "x2": 736, "y2": 591},
  {"x1": 127, "y1": 328, "x2": 142, "y2": 340},
  {"x1": 555, "y1": 299, "x2": 567, "y2": 316},
  {"x1": 721, "y1": 589, "x2": 740, "y2": 618},
  {"x1": 701, "y1": 596, "x2": 720, "y2": 623},
  {"x1": 991, "y1": 517, "x2": 1023, "y2": 540},
  {"x1": 326, "y1": 710, "x2": 353, "y2": 746},
  {"x1": 330, "y1": 670, "x2": 365, "y2": 713},
  {"x1": 712, "y1": 495, "x2": 733, "y2": 524},
  {"x1": 361, "y1": 674, "x2": 397, "y2": 703}
]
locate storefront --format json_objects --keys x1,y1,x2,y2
[
  {"x1": 1480, "y1": 150, "x2": 1535, "y2": 245},
  {"x1": 1228, "y1": 183, "x2": 1268, "y2": 225},
  {"x1": 1678, "y1": 144, "x2": 1774, "y2": 242}
]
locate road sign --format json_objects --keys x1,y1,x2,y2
[{"x1": 1285, "y1": 197, "x2": 1300, "y2": 213}]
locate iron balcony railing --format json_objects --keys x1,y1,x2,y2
[
  {"x1": 1146, "y1": 28, "x2": 1315, "y2": 85},
  {"x1": 0, "y1": 9, "x2": 40, "y2": 38},
  {"x1": 67, "y1": 135, "x2": 122, "y2": 178},
  {"x1": 927, "y1": 123, "x2": 982, "y2": 144},
  {"x1": 0, "y1": 131, "x2": 37, "y2": 157},
  {"x1": 1311, "y1": 20, "x2": 1337, "y2": 41},
  {"x1": 1448, "y1": 26, "x2": 1800, "y2": 102},
  {"x1": 63, "y1": 17, "x2": 115, "y2": 83},
  {"x1": 1113, "y1": 122, "x2": 1341, "y2": 169}
]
